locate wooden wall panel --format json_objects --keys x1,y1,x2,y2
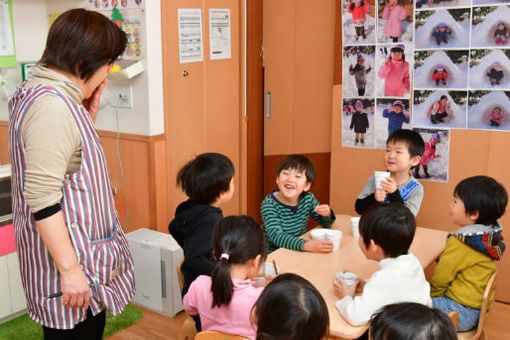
[
  {"x1": 0, "y1": 122, "x2": 9, "y2": 165},
  {"x1": 330, "y1": 85, "x2": 510, "y2": 301}
]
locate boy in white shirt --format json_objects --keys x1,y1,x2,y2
[{"x1": 333, "y1": 203, "x2": 431, "y2": 330}]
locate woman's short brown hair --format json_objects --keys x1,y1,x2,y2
[{"x1": 40, "y1": 8, "x2": 127, "y2": 80}]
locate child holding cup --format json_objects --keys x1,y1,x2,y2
[{"x1": 355, "y1": 129, "x2": 425, "y2": 216}]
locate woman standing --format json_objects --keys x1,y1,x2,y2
[{"x1": 8, "y1": 9, "x2": 135, "y2": 339}]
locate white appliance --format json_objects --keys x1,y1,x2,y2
[{"x1": 126, "y1": 228, "x2": 184, "y2": 317}]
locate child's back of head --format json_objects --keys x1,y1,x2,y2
[
  {"x1": 177, "y1": 152, "x2": 234, "y2": 205},
  {"x1": 387, "y1": 129, "x2": 425, "y2": 159},
  {"x1": 370, "y1": 302, "x2": 457, "y2": 340},
  {"x1": 211, "y1": 215, "x2": 267, "y2": 308},
  {"x1": 254, "y1": 273, "x2": 329, "y2": 340},
  {"x1": 454, "y1": 176, "x2": 508, "y2": 226},
  {"x1": 359, "y1": 203, "x2": 416, "y2": 258}
]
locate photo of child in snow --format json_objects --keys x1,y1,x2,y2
[
  {"x1": 413, "y1": 90, "x2": 468, "y2": 128},
  {"x1": 467, "y1": 90, "x2": 510, "y2": 131},
  {"x1": 374, "y1": 98, "x2": 412, "y2": 148},
  {"x1": 473, "y1": 0, "x2": 510, "y2": 6},
  {"x1": 415, "y1": 0, "x2": 470, "y2": 10},
  {"x1": 342, "y1": 98, "x2": 376, "y2": 148},
  {"x1": 343, "y1": 46, "x2": 376, "y2": 97},
  {"x1": 471, "y1": 6, "x2": 510, "y2": 48},
  {"x1": 343, "y1": 0, "x2": 377, "y2": 44},
  {"x1": 469, "y1": 49, "x2": 510, "y2": 90},
  {"x1": 378, "y1": 0, "x2": 413, "y2": 43},
  {"x1": 415, "y1": 8, "x2": 471, "y2": 49},
  {"x1": 414, "y1": 50, "x2": 469, "y2": 89},
  {"x1": 376, "y1": 44, "x2": 411, "y2": 98},
  {"x1": 412, "y1": 128, "x2": 450, "y2": 182}
]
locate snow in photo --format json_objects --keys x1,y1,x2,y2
[
  {"x1": 376, "y1": 44, "x2": 412, "y2": 98},
  {"x1": 469, "y1": 49, "x2": 510, "y2": 89},
  {"x1": 468, "y1": 90, "x2": 510, "y2": 130},
  {"x1": 343, "y1": 0, "x2": 377, "y2": 44},
  {"x1": 415, "y1": 0, "x2": 471, "y2": 10},
  {"x1": 414, "y1": 50, "x2": 469, "y2": 89},
  {"x1": 413, "y1": 90, "x2": 468, "y2": 128},
  {"x1": 412, "y1": 128, "x2": 450, "y2": 182},
  {"x1": 343, "y1": 46, "x2": 376, "y2": 97},
  {"x1": 378, "y1": 0, "x2": 414, "y2": 43},
  {"x1": 415, "y1": 8, "x2": 471, "y2": 49},
  {"x1": 342, "y1": 98, "x2": 376, "y2": 148},
  {"x1": 473, "y1": 0, "x2": 510, "y2": 6},
  {"x1": 375, "y1": 98, "x2": 412, "y2": 148},
  {"x1": 472, "y1": 6, "x2": 510, "y2": 48}
]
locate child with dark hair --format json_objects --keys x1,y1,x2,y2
[
  {"x1": 494, "y1": 20, "x2": 509, "y2": 45},
  {"x1": 378, "y1": 45, "x2": 410, "y2": 97},
  {"x1": 183, "y1": 216, "x2": 267, "y2": 339},
  {"x1": 349, "y1": 55, "x2": 372, "y2": 96},
  {"x1": 347, "y1": 0, "x2": 369, "y2": 41},
  {"x1": 487, "y1": 62, "x2": 504, "y2": 86},
  {"x1": 350, "y1": 100, "x2": 370, "y2": 144},
  {"x1": 261, "y1": 154, "x2": 336, "y2": 253},
  {"x1": 432, "y1": 65, "x2": 449, "y2": 86},
  {"x1": 169, "y1": 152, "x2": 235, "y2": 298},
  {"x1": 432, "y1": 23, "x2": 452, "y2": 45},
  {"x1": 254, "y1": 273, "x2": 329, "y2": 340},
  {"x1": 370, "y1": 302, "x2": 457, "y2": 340},
  {"x1": 414, "y1": 133, "x2": 441, "y2": 179},
  {"x1": 333, "y1": 204, "x2": 431, "y2": 327},
  {"x1": 489, "y1": 106, "x2": 504, "y2": 127},
  {"x1": 430, "y1": 176, "x2": 507, "y2": 331},
  {"x1": 355, "y1": 129, "x2": 425, "y2": 216},
  {"x1": 428, "y1": 95, "x2": 452, "y2": 124},
  {"x1": 382, "y1": 100, "x2": 410, "y2": 135}
]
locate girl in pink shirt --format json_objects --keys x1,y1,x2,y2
[
  {"x1": 183, "y1": 216, "x2": 267, "y2": 340},
  {"x1": 378, "y1": 45, "x2": 410, "y2": 97}
]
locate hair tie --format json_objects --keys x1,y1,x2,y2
[{"x1": 220, "y1": 253, "x2": 230, "y2": 261}]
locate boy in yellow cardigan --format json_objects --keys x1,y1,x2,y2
[{"x1": 430, "y1": 176, "x2": 507, "y2": 331}]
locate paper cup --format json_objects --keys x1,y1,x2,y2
[
  {"x1": 374, "y1": 171, "x2": 390, "y2": 189},
  {"x1": 336, "y1": 271, "x2": 358, "y2": 286},
  {"x1": 310, "y1": 228, "x2": 328, "y2": 241},
  {"x1": 253, "y1": 262, "x2": 279, "y2": 287},
  {"x1": 325, "y1": 230, "x2": 343, "y2": 252},
  {"x1": 350, "y1": 217, "x2": 360, "y2": 237}
]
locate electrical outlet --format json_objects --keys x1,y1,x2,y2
[{"x1": 109, "y1": 84, "x2": 133, "y2": 108}]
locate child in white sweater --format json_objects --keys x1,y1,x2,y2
[{"x1": 333, "y1": 203, "x2": 431, "y2": 329}]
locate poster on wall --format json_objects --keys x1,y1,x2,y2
[
  {"x1": 89, "y1": 0, "x2": 144, "y2": 10},
  {"x1": 178, "y1": 8, "x2": 204, "y2": 63},
  {"x1": 209, "y1": 9, "x2": 231, "y2": 60},
  {"x1": 412, "y1": 128, "x2": 450, "y2": 183}
]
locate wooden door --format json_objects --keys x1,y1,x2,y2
[
  {"x1": 162, "y1": 0, "x2": 241, "y2": 220},
  {"x1": 262, "y1": 0, "x2": 336, "y2": 206}
]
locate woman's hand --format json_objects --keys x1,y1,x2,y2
[
  {"x1": 60, "y1": 264, "x2": 91, "y2": 309},
  {"x1": 83, "y1": 79, "x2": 107, "y2": 121}
]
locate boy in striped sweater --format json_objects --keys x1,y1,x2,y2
[{"x1": 261, "y1": 155, "x2": 336, "y2": 253}]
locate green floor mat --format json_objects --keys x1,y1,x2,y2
[{"x1": 0, "y1": 305, "x2": 142, "y2": 339}]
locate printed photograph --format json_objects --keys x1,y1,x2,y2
[
  {"x1": 468, "y1": 90, "x2": 510, "y2": 131},
  {"x1": 342, "y1": 98, "x2": 376, "y2": 148},
  {"x1": 412, "y1": 128, "x2": 450, "y2": 182},
  {"x1": 343, "y1": 0, "x2": 377, "y2": 44},
  {"x1": 413, "y1": 90, "x2": 468, "y2": 128},
  {"x1": 375, "y1": 44, "x2": 412, "y2": 98},
  {"x1": 414, "y1": 50, "x2": 469, "y2": 89},
  {"x1": 377, "y1": 0, "x2": 414, "y2": 43},
  {"x1": 343, "y1": 46, "x2": 376, "y2": 97},
  {"x1": 415, "y1": 8, "x2": 471, "y2": 49}
]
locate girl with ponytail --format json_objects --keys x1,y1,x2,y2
[{"x1": 183, "y1": 215, "x2": 268, "y2": 339}]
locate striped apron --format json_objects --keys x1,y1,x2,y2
[{"x1": 8, "y1": 85, "x2": 135, "y2": 329}]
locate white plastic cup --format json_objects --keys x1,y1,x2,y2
[
  {"x1": 374, "y1": 171, "x2": 391, "y2": 189},
  {"x1": 253, "y1": 262, "x2": 279, "y2": 287},
  {"x1": 350, "y1": 217, "x2": 360, "y2": 237},
  {"x1": 336, "y1": 271, "x2": 358, "y2": 286},
  {"x1": 325, "y1": 230, "x2": 343, "y2": 252},
  {"x1": 310, "y1": 228, "x2": 328, "y2": 241}
]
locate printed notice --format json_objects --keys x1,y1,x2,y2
[
  {"x1": 0, "y1": 0, "x2": 15, "y2": 57},
  {"x1": 209, "y1": 8, "x2": 231, "y2": 60},
  {"x1": 178, "y1": 8, "x2": 203, "y2": 63}
]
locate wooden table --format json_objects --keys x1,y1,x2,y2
[{"x1": 268, "y1": 215, "x2": 447, "y2": 340}]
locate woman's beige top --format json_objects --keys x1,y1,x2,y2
[{"x1": 21, "y1": 64, "x2": 84, "y2": 212}]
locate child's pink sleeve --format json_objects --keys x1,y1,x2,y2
[
  {"x1": 378, "y1": 62, "x2": 391, "y2": 79},
  {"x1": 398, "y1": 5, "x2": 407, "y2": 21},
  {"x1": 382, "y1": 5, "x2": 390, "y2": 19},
  {"x1": 403, "y1": 63, "x2": 410, "y2": 89},
  {"x1": 183, "y1": 282, "x2": 199, "y2": 316}
]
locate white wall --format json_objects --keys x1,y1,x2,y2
[{"x1": 0, "y1": 0, "x2": 164, "y2": 136}]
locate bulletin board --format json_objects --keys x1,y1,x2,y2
[
  {"x1": 332, "y1": 0, "x2": 510, "y2": 302},
  {"x1": 0, "y1": 0, "x2": 16, "y2": 68}
]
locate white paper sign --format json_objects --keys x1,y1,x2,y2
[
  {"x1": 209, "y1": 8, "x2": 231, "y2": 60},
  {"x1": 178, "y1": 8, "x2": 203, "y2": 63},
  {"x1": 0, "y1": 1, "x2": 15, "y2": 57}
]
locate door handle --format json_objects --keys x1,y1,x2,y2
[{"x1": 266, "y1": 92, "x2": 271, "y2": 118}]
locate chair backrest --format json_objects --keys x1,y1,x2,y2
[
  {"x1": 177, "y1": 258, "x2": 185, "y2": 291},
  {"x1": 471, "y1": 271, "x2": 497, "y2": 339},
  {"x1": 195, "y1": 331, "x2": 250, "y2": 340}
]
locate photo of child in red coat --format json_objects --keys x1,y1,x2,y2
[
  {"x1": 432, "y1": 65, "x2": 449, "y2": 86},
  {"x1": 378, "y1": 45, "x2": 410, "y2": 97}
]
